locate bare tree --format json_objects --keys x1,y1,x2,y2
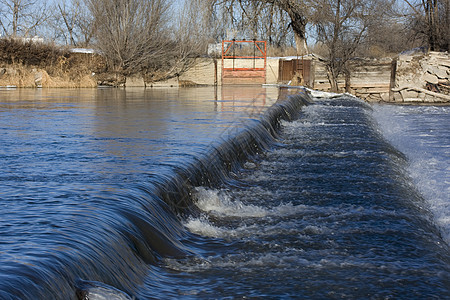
[
  {"x1": 48, "y1": 0, "x2": 95, "y2": 47},
  {"x1": 166, "y1": 0, "x2": 213, "y2": 76},
  {"x1": 0, "y1": 0, "x2": 50, "y2": 37},
  {"x1": 267, "y1": 0, "x2": 309, "y2": 55},
  {"x1": 403, "y1": 0, "x2": 450, "y2": 51},
  {"x1": 311, "y1": 0, "x2": 394, "y2": 92},
  {"x1": 141, "y1": 0, "x2": 215, "y2": 82},
  {"x1": 231, "y1": 1, "x2": 294, "y2": 48},
  {"x1": 86, "y1": 0, "x2": 171, "y2": 76},
  {"x1": 263, "y1": 5, "x2": 295, "y2": 49},
  {"x1": 208, "y1": 0, "x2": 309, "y2": 55}
]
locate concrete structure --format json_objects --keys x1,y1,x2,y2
[
  {"x1": 177, "y1": 58, "x2": 280, "y2": 86},
  {"x1": 144, "y1": 51, "x2": 450, "y2": 104}
]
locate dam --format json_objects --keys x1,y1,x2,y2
[{"x1": 0, "y1": 86, "x2": 449, "y2": 299}]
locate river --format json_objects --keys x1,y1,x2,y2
[{"x1": 0, "y1": 87, "x2": 448, "y2": 299}]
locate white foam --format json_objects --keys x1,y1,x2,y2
[
  {"x1": 184, "y1": 217, "x2": 228, "y2": 238},
  {"x1": 186, "y1": 194, "x2": 397, "y2": 240},
  {"x1": 373, "y1": 105, "x2": 450, "y2": 244},
  {"x1": 193, "y1": 187, "x2": 267, "y2": 217},
  {"x1": 164, "y1": 249, "x2": 309, "y2": 273},
  {"x1": 305, "y1": 88, "x2": 356, "y2": 99},
  {"x1": 189, "y1": 185, "x2": 409, "y2": 239},
  {"x1": 192, "y1": 187, "x2": 307, "y2": 219},
  {"x1": 184, "y1": 217, "x2": 298, "y2": 239},
  {"x1": 185, "y1": 216, "x2": 283, "y2": 239},
  {"x1": 163, "y1": 250, "x2": 388, "y2": 275}
]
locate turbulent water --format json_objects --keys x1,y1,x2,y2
[
  {"x1": 0, "y1": 87, "x2": 449, "y2": 299},
  {"x1": 373, "y1": 105, "x2": 450, "y2": 243}
]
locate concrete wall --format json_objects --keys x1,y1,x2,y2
[
  {"x1": 312, "y1": 59, "x2": 392, "y2": 102},
  {"x1": 266, "y1": 59, "x2": 279, "y2": 84},
  {"x1": 348, "y1": 60, "x2": 392, "y2": 102},
  {"x1": 137, "y1": 58, "x2": 278, "y2": 87},
  {"x1": 177, "y1": 58, "x2": 279, "y2": 86},
  {"x1": 179, "y1": 58, "x2": 220, "y2": 86}
]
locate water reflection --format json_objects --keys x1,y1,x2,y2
[{"x1": 0, "y1": 86, "x2": 280, "y2": 182}]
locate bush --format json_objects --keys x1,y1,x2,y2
[{"x1": 0, "y1": 38, "x2": 69, "y2": 67}]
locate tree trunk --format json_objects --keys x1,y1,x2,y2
[
  {"x1": 428, "y1": 0, "x2": 436, "y2": 50},
  {"x1": 294, "y1": 31, "x2": 308, "y2": 56},
  {"x1": 329, "y1": 77, "x2": 339, "y2": 93},
  {"x1": 13, "y1": 2, "x2": 19, "y2": 37},
  {"x1": 274, "y1": 0, "x2": 308, "y2": 55},
  {"x1": 344, "y1": 70, "x2": 350, "y2": 93},
  {"x1": 58, "y1": 4, "x2": 76, "y2": 46},
  {"x1": 327, "y1": 65, "x2": 339, "y2": 93}
]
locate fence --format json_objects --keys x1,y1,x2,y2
[{"x1": 221, "y1": 40, "x2": 267, "y2": 85}]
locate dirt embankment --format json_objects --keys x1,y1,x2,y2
[
  {"x1": 0, "y1": 65, "x2": 98, "y2": 88},
  {"x1": 0, "y1": 39, "x2": 106, "y2": 88}
]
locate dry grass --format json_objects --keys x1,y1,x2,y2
[
  {"x1": 0, "y1": 38, "x2": 103, "y2": 88},
  {"x1": 0, "y1": 64, "x2": 97, "y2": 88}
]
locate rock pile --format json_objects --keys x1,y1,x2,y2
[{"x1": 394, "y1": 51, "x2": 450, "y2": 103}]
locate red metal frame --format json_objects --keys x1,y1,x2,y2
[{"x1": 221, "y1": 40, "x2": 267, "y2": 84}]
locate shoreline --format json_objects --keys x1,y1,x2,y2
[{"x1": 1, "y1": 83, "x2": 449, "y2": 106}]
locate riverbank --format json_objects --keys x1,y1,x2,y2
[
  {"x1": 1, "y1": 41, "x2": 448, "y2": 103},
  {"x1": 0, "y1": 64, "x2": 96, "y2": 88}
]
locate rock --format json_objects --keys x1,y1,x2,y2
[
  {"x1": 125, "y1": 75, "x2": 145, "y2": 87},
  {"x1": 400, "y1": 89, "x2": 419, "y2": 99},
  {"x1": 394, "y1": 94, "x2": 403, "y2": 102},
  {"x1": 244, "y1": 161, "x2": 257, "y2": 169},
  {"x1": 399, "y1": 55, "x2": 413, "y2": 62},
  {"x1": 34, "y1": 71, "x2": 43, "y2": 86},
  {"x1": 423, "y1": 72, "x2": 439, "y2": 84},
  {"x1": 380, "y1": 92, "x2": 390, "y2": 102},
  {"x1": 434, "y1": 66, "x2": 448, "y2": 79}
]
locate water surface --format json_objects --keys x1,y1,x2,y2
[{"x1": 0, "y1": 88, "x2": 449, "y2": 299}]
